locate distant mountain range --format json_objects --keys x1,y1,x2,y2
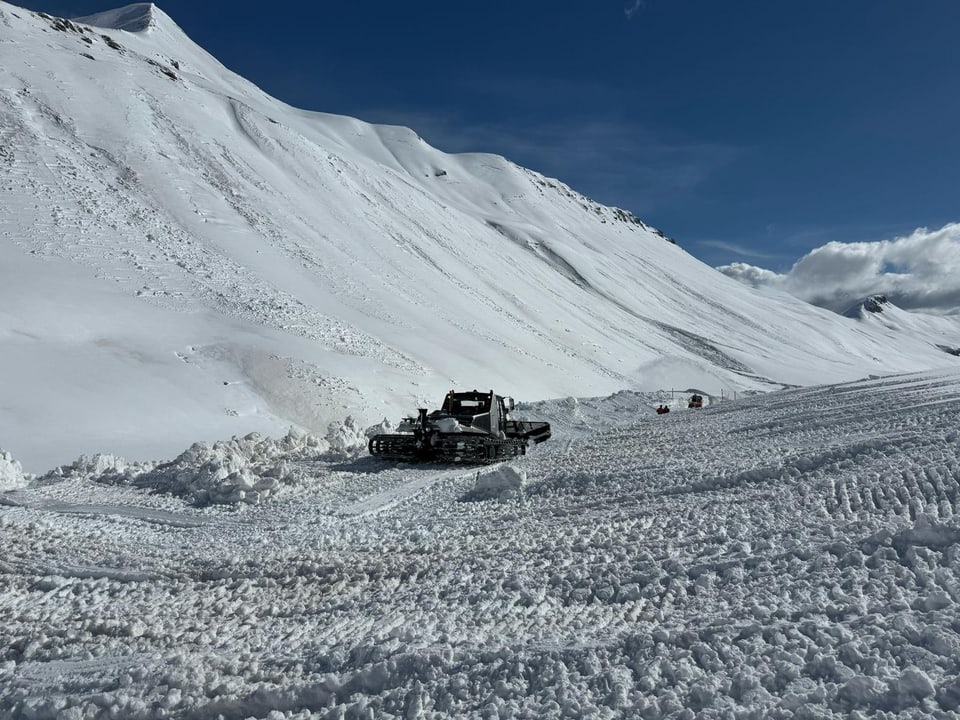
[{"x1": 1, "y1": 1, "x2": 958, "y2": 471}]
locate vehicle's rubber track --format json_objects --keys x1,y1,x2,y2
[{"x1": 367, "y1": 433, "x2": 420, "y2": 460}]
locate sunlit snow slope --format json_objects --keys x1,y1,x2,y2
[{"x1": 1, "y1": 2, "x2": 958, "y2": 472}]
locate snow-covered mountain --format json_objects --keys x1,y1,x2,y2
[
  {"x1": 5, "y1": 7, "x2": 960, "y2": 718},
  {"x1": 1, "y1": 2, "x2": 958, "y2": 472}
]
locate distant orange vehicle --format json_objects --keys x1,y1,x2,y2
[{"x1": 688, "y1": 394, "x2": 704, "y2": 408}]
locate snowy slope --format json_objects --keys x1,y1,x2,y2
[
  {"x1": 1, "y1": 2, "x2": 959, "y2": 472},
  {"x1": 843, "y1": 296, "x2": 960, "y2": 356},
  {"x1": 2, "y1": 368, "x2": 960, "y2": 718}
]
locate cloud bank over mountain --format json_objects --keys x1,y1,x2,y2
[{"x1": 719, "y1": 223, "x2": 960, "y2": 315}]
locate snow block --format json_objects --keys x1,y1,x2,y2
[
  {"x1": 325, "y1": 416, "x2": 367, "y2": 455},
  {"x1": 471, "y1": 465, "x2": 527, "y2": 500},
  {"x1": 0, "y1": 449, "x2": 30, "y2": 491}
]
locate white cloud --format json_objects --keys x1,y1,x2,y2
[
  {"x1": 625, "y1": 0, "x2": 646, "y2": 20},
  {"x1": 715, "y1": 262, "x2": 785, "y2": 289},
  {"x1": 718, "y1": 223, "x2": 960, "y2": 315},
  {"x1": 700, "y1": 240, "x2": 779, "y2": 261}
]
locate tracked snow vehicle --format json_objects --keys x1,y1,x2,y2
[{"x1": 368, "y1": 389, "x2": 551, "y2": 463}]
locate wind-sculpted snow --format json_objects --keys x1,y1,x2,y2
[{"x1": 2, "y1": 369, "x2": 960, "y2": 718}]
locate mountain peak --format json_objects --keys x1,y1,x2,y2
[
  {"x1": 842, "y1": 294, "x2": 890, "y2": 318},
  {"x1": 73, "y1": 3, "x2": 158, "y2": 33}
]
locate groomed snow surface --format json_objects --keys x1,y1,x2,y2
[{"x1": 3, "y1": 368, "x2": 960, "y2": 719}]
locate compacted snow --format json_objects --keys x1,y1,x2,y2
[{"x1": 3, "y1": 368, "x2": 960, "y2": 719}]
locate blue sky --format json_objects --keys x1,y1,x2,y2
[{"x1": 15, "y1": 0, "x2": 960, "y2": 270}]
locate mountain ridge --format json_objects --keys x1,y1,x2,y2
[{"x1": 74, "y1": 2, "x2": 157, "y2": 32}]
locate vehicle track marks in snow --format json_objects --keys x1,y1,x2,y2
[
  {"x1": 337, "y1": 466, "x2": 473, "y2": 518},
  {"x1": 4, "y1": 370, "x2": 960, "y2": 717}
]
